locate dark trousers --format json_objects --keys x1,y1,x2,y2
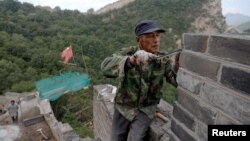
[
  {"x1": 11, "y1": 116, "x2": 17, "y2": 122},
  {"x1": 111, "y1": 108, "x2": 151, "y2": 141}
]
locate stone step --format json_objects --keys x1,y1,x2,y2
[{"x1": 23, "y1": 114, "x2": 44, "y2": 127}]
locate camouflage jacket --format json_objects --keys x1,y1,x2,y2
[{"x1": 101, "y1": 46, "x2": 177, "y2": 120}]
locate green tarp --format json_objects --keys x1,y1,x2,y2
[{"x1": 35, "y1": 71, "x2": 90, "y2": 101}]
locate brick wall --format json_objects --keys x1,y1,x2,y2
[
  {"x1": 40, "y1": 99, "x2": 82, "y2": 141},
  {"x1": 170, "y1": 33, "x2": 250, "y2": 141},
  {"x1": 93, "y1": 85, "x2": 114, "y2": 141},
  {"x1": 93, "y1": 85, "x2": 173, "y2": 141}
]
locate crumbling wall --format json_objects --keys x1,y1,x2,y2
[
  {"x1": 40, "y1": 99, "x2": 82, "y2": 141},
  {"x1": 170, "y1": 33, "x2": 250, "y2": 141},
  {"x1": 93, "y1": 85, "x2": 114, "y2": 141},
  {"x1": 93, "y1": 84, "x2": 173, "y2": 141}
]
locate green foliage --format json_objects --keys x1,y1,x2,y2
[
  {"x1": 50, "y1": 88, "x2": 94, "y2": 138},
  {"x1": 11, "y1": 81, "x2": 35, "y2": 92},
  {"x1": 0, "y1": 59, "x2": 22, "y2": 93},
  {"x1": 161, "y1": 82, "x2": 176, "y2": 105},
  {"x1": 0, "y1": 0, "x2": 208, "y2": 94},
  {"x1": 75, "y1": 125, "x2": 94, "y2": 138}
]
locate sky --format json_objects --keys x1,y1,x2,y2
[
  {"x1": 221, "y1": 0, "x2": 250, "y2": 16},
  {"x1": 18, "y1": 0, "x2": 119, "y2": 12},
  {"x1": 18, "y1": 0, "x2": 250, "y2": 16}
]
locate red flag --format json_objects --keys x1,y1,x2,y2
[{"x1": 61, "y1": 46, "x2": 73, "y2": 64}]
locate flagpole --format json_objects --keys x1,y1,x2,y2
[
  {"x1": 81, "y1": 46, "x2": 89, "y2": 74},
  {"x1": 70, "y1": 45, "x2": 77, "y2": 66}
]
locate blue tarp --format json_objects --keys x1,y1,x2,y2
[{"x1": 35, "y1": 71, "x2": 90, "y2": 101}]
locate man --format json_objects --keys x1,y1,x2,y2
[
  {"x1": 101, "y1": 20, "x2": 179, "y2": 141},
  {"x1": 8, "y1": 100, "x2": 19, "y2": 123}
]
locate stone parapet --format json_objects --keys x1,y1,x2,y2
[
  {"x1": 40, "y1": 99, "x2": 81, "y2": 141},
  {"x1": 170, "y1": 33, "x2": 250, "y2": 141}
]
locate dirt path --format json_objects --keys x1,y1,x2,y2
[{"x1": 16, "y1": 121, "x2": 56, "y2": 141}]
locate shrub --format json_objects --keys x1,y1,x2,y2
[{"x1": 11, "y1": 81, "x2": 35, "y2": 92}]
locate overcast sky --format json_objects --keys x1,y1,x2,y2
[
  {"x1": 18, "y1": 0, "x2": 118, "y2": 12},
  {"x1": 18, "y1": 0, "x2": 250, "y2": 16},
  {"x1": 222, "y1": 0, "x2": 250, "y2": 16}
]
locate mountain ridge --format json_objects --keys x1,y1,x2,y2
[
  {"x1": 225, "y1": 13, "x2": 250, "y2": 26},
  {"x1": 95, "y1": 0, "x2": 136, "y2": 14},
  {"x1": 237, "y1": 21, "x2": 250, "y2": 31}
]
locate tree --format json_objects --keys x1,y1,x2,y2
[
  {"x1": 87, "y1": 8, "x2": 94, "y2": 14},
  {"x1": 2, "y1": 0, "x2": 20, "y2": 13},
  {"x1": 0, "y1": 59, "x2": 22, "y2": 93}
]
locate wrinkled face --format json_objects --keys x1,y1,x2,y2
[{"x1": 137, "y1": 32, "x2": 161, "y2": 53}]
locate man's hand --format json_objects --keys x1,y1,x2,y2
[{"x1": 130, "y1": 50, "x2": 156, "y2": 65}]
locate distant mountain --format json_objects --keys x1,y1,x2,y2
[
  {"x1": 95, "y1": 0, "x2": 136, "y2": 14},
  {"x1": 237, "y1": 21, "x2": 250, "y2": 31},
  {"x1": 225, "y1": 13, "x2": 250, "y2": 26}
]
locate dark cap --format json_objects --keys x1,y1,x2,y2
[{"x1": 135, "y1": 20, "x2": 165, "y2": 37}]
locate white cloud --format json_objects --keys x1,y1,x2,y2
[{"x1": 19, "y1": 0, "x2": 118, "y2": 12}]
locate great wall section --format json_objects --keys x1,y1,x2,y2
[
  {"x1": 1, "y1": 33, "x2": 250, "y2": 141},
  {"x1": 1, "y1": 0, "x2": 249, "y2": 140},
  {"x1": 1, "y1": 33, "x2": 249, "y2": 141}
]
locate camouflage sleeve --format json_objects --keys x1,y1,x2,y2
[
  {"x1": 164, "y1": 60, "x2": 178, "y2": 87},
  {"x1": 101, "y1": 54, "x2": 129, "y2": 78},
  {"x1": 101, "y1": 46, "x2": 137, "y2": 78}
]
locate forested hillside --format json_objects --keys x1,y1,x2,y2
[
  {"x1": 0, "y1": 0, "x2": 225, "y2": 137},
  {"x1": 0, "y1": 0, "x2": 225, "y2": 94}
]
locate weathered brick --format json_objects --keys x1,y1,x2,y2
[
  {"x1": 157, "y1": 99, "x2": 173, "y2": 118},
  {"x1": 209, "y1": 36, "x2": 250, "y2": 66},
  {"x1": 180, "y1": 52, "x2": 220, "y2": 81},
  {"x1": 149, "y1": 120, "x2": 165, "y2": 141},
  {"x1": 200, "y1": 82, "x2": 250, "y2": 123},
  {"x1": 176, "y1": 87, "x2": 217, "y2": 124},
  {"x1": 171, "y1": 118, "x2": 198, "y2": 141},
  {"x1": 93, "y1": 85, "x2": 113, "y2": 141},
  {"x1": 173, "y1": 102, "x2": 195, "y2": 131},
  {"x1": 195, "y1": 120, "x2": 207, "y2": 141},
  {"x1": 23, "y1": 115, "x2": 44, "y2": 127},
  {"x1": 24, "y1": 95, "x2": 36, "y2": 101},
  {"x1": 216, "y1": 112, "x2": 241, "y2": 125},
  {"x1": 183, "y1": 33, "x2": 209, "y2": 53},
  {"x1": 177, "y1": 68, "x2": 202, "y2": 94},
  {"x1": 221, "y1": 66, "x2": 250, "y2": 95},
  {"x1": 161, "y1": 121, "x2": 171, "y2": 133},
  {"x1": 169, "y1": 130, "x2": 181, "y2": 141},
  {"x1": 159, "y1": 134, "x2": 170, "y2": 141}
]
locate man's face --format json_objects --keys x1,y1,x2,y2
[{"x1": 137, "y1": 32, "x2": 161, "y2": 53}]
